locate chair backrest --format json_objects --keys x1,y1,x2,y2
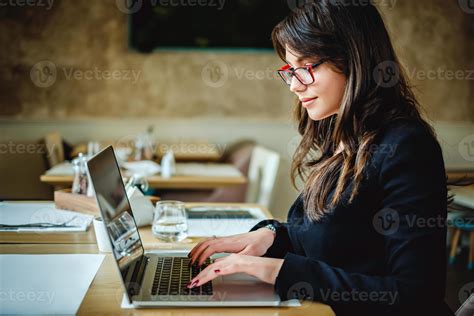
[
  {"x1": 0, "y1": 140, "x2": 53, "y2": 200},
  {"x1": 456, "y1": 293, "x2": 474, "y2": 316},
  {"x1": 43, "y1": 131, "x2": 64, "y2": 167},
  {"x1": 245, "y1": 146, "x2": 280, "y2": 208}
]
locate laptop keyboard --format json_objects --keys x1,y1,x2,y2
[{"x1": 151, "y1": 257, "x2": 213, "y2": 296}]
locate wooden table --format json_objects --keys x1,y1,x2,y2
[
  {"x1": 40, "y1": 163, "x2": 247, "y2": 190},
  {"x1": 0, "y1": 202, "x2": 335, "y2": 315},
  {"x1": 1, "y1": 203, "x2": 272, "y2": 245},
  {"x1": 0, "y1": 244, "x2": 334, "y2": 315},
  {"x1": 446, "y1": 171, "x2": 474, "y2": 183}
]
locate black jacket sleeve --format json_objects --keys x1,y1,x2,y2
[
  {"x1": 249, "y1": 219, "x2": 294, "y2": 258},
  {"x1": 272, "y1": 127, "x2": 452, "y2": 315}
]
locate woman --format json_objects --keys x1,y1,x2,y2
[{"x1": 187, "y1": 1, "x2": 453, "y2": 315}]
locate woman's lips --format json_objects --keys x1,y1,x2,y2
[{"x1": 301, "y1": 97, "x2": 318, "y2": 107}]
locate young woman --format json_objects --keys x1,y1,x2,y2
[{"x1": 188, "y1": 1, "x2": 453, "y2": 315}]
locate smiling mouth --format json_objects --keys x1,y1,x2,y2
[{"x1": 301, "y1": 97, "x2": 318, "y2": 104}]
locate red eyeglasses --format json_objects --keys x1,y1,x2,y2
[{"x1": 277, "y1": 62, "x2": 325, "y2": 86}]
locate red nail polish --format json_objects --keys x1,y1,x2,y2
[
  {"x1": 192, "y1": 280, "x2": 199, "y2": 287},
  {"x1": 214, "y1": 269, "x2": 220, "y2": 273}
]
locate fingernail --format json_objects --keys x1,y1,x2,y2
[
  {"x1": 187, "y1": 280, "x2": 199, "y2": 288},
  {"x1": 214, "y1": 269, "x2": 220, "y2": 273}
]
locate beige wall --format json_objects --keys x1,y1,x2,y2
[
  {"x1": 0, "y1": 0, "x2": 473, "y2": 218},
  {"x1": 0, "y1": 0, "x2": 472, "y2": 121}
]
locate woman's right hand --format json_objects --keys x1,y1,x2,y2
[{"x1": 187, "y1": 227, "x2": 276, "y2": 266}]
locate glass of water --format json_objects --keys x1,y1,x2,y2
[{"x1": 152, "y1": 201, "x2": 188, "y2": 242}]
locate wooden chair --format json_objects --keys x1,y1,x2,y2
[
  {"x1": 245, "y1": 146, "x2": 280, "y2": 209},
  {"x1": 449, "y1": 216, "x2": 474, "y2": 270},
  {"x1": 43, "y1": 131, "x2": 65, "y2": 167}
]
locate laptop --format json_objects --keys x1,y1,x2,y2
[{"x1": 87, "y1": 146, "x2": 281, "y2": 307}]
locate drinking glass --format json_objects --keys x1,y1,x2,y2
[{"x1": 152, "y1": 201, "x2": 188, "y2": 242}]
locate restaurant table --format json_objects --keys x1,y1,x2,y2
[
  {"x1": 40, "y1": 162, "x2": 247, "y2": 190},
  {"x1": 0, "y1": 201, "x2": 335, "y2": 315},
  {"x1": 0, "y1": 202, "x2": 272, "y2": 245}
]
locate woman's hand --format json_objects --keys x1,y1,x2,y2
[
  {"x1": 187, "y1": 228, "x2": 276, "y2": 266},
  {"x1": 187, "y1": 254, "x2": 284, "y2": 288}
]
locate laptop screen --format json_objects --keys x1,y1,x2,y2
[{"x1": 87, "y1": 146, "x2": 145, "y2": 298}]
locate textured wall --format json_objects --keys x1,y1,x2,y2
[{"x1": 0, "y1": 0, "x2": 472, "y2": 121}]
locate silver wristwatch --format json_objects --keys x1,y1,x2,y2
[{"x1": 263, "y1": 223, "x2": 277, "y2": 234}]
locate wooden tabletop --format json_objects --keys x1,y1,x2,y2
[
  {"x1": 0, "y1": 202, "x2": 334, "y2": 315},
  {"x1": 446, "y1": 171, "x2": 474, "y2": 182},
  {"x1": 40, "y1": 163, "x2": 247, "y2": 190},
  {"x1": 0, "y1": 202, "x2": 273, "y2": 245},
  {"x1": 0, "y1": 245, "x2": 334, "y2": 316}
]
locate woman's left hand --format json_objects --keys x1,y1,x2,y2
[{"x1": 187, "y1": 254, "x2": 284, "y2": 289}]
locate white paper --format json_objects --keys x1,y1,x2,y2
[
  {"x1": 0, "y1": 254, "x2": 105, "y2": 315},
  {"x1": 186, "y1": 207, "x2": 266, "y2": 237},
  {"x1": 0, "y1": 202, "x2": 93, "y2": 232},
  {"x1": 175, "y1": 163, "x2": 242, "y2": 177}
]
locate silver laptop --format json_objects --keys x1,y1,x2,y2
[{"x1": 87, "y1": 146, "x2": 281, "y2": 307}]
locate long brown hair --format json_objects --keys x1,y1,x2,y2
[{"x1": 272, "y1": 0, "x2": 436, "y2": 221}]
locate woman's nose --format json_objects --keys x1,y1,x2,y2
[{"x1": 289, "y1": 76, "x2": 306, "y2": 93}]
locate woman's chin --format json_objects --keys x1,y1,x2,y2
[{"x1": 307, "y1": 109, "x2": 332, "y2": 121}]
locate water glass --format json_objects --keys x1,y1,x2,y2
[{"x1": 152, "y1": 201, "x2": 188, "y2": 242}]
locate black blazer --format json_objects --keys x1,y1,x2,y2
[{"x1": 251, "y1": 119, "x2": 453, "y2": 316}]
